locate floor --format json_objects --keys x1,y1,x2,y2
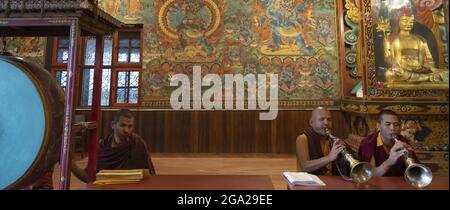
[{"x1": 53, "y1": 153, "x2": 298, "y2": 190}]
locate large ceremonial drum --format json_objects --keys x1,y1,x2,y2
[{"x1": 0, "y1": 52, "x2": 64, "y2": 189}]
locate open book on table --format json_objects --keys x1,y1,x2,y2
[{"x1": 283, "y1": 172, "x2": 326, "y2": 186}]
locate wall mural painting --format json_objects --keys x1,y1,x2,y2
[
  {"x1": 367, "y1": 0, "x2": 449, "y2": 97},
  {"x1": 363, "y1": 113, "x2": 448, "y2": 150},
  {"x1": 100, "y1": 0, "x2": 341, "y2": 108},
  {"x1": 352, "y1": 116, "x2": 369, "y2": 137},
  {"x1": 1, "y1": 37, "x2": 46, "y2": 67}
]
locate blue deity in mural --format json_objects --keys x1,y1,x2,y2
[
  {"x1": 258, "y1": 0, "x2": 314, "y2": 55},
  {"x1": 279, "y1": 63, "x2": 300, "y2": 94},
  {"x1": 310, "y1": 60, "x2": 333, "y2": 90},
  {"x1": 174, "y1": 0, "x2": 213, "y2": 55},
  {"x1": 160, "y1": 0, "x2": 221, "y2": 59}
]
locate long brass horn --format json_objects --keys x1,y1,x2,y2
[
  {"x1": 392, "y1": 135, "x2": 433, "y2": 188},
  {"x1": 324, "y1": 128, "x2": 373, "y2": 183}
]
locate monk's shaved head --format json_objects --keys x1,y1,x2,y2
[
  {"x1": 309, "y1": 107, "x2": 332, "y2": 136},
  {"x1": 310, "y1": 107, "x2": 330, "y2": 121}
]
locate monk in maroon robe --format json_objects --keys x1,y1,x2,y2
[
  {"x1": 358, "y1": 110, "x2": 419, "y2": 177},
  {"x1": 97, "y1": 133, "x2": 155, "y2": 173},
  {"x1": 97, "y1": 109, "x2": 155, "y2": 174},
  {"x1": 296, "y1": 107, "x2": 350, "y2": 176}
]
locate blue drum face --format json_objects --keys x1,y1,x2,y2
[{"x1": 0, "y1": 59, "x2": 46, "y2": 189}]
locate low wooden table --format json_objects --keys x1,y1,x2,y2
[
  {"x1": 83, "y1": 175, "x2": 275, "y2": 190},
  {"x1": 287, "y1": 176, "x2": 449, "y2": 190}
]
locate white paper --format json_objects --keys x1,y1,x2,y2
[{"x1": 283, "y1": 172, "x2": 326, "y2": 186}]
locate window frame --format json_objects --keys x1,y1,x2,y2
[
  {"x1": 50, "y1": 27, "x2": 143, "y2": 108},
  {"x1": 49, "y1": 36, "x2": 83, "y2": 104},
  {"x1": 110, "y1": 67, "x2": 142, "y2": 107},
  {"x1": 78, "y1": 36, "x2": 114, "y2": 107},
  {"x1": 113, "y1": 28, "x2": 143, "y2": 68},
  {"x1": 51, "y1": 67, "x2": 69, "y2": 91},
  {"x1": 52, "y1": 36, "x2": 70, "y2": 67},
  {"x1": 110, "y1": 28, "x2": 143, "y2": 106}
]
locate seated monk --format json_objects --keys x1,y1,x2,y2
[
  {"x1": 96, "y1": 109, "x2": 155, "y2": 172},
  {"x1": 295, "y1": 107, "x2": 350, "y2": 176},
  {"x1": 358, "y1": 110, "x2": 419, "y2": 177},
  {"x1": 72, "y1": 109, "x2": 155, "y2": 182}
]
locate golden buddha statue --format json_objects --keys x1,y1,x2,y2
[{"x1": 377, "y1": 8, "x2": 448, "y2": 89}]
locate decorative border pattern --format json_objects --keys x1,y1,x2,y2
[
  {"x1": 344, "y1": 0, "x2": 361, "y2": 78},
  {"x1": 141, "y1": 99, "x2": 339, "y2": 109},
  {"x1": 341, "y1": 100, "x2": 449, "y2": 115}
]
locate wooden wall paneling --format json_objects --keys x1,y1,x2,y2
[
  {"x1": 77, "y1": 110, "x2": 351, "y2": 153},
  {"x1": 254, "y1": 112, "x2": 272, "y2": 153},
  {"x1": 165, "y1": 111, "x2": 194, "y2": 152}
]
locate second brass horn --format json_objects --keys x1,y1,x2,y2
[
  {"x1": 392, "y1": 135, "x2": 433, "y2": 188},
  {"x1": 325, "y1": 128, "x2": 373, "y2": 183}
]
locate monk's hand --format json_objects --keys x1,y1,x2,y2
[
  {"x1": 387, "y1": 141, "x2": 407, "y2": 166},
  {"x1": 395, "y1": 140, "x2": 413, "y2": 152},
  {"x1": 328, "y1": 140, "x2": 345, "y2": 161}
]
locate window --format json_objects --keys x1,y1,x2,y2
[
  {"x1": 84, "y1": 37, "x2": 113, "y2": 66},
  {"x1": 81, "y1": 68, "x2": 111, "y2": 106},
  {"x1": 114, "y1": 71, "x2": 140, "y2": 104},
  {"x1": 51, "y1": 28, "x2": 142, "y2": 107},
  {"x1": 117, "y1": 32, "x2": 141, "y2": 63},
  {"x1": 56, "y1": 37, "x2": 69, "y2": 64},
  {"x1": 110, "y1": 29, "x2": 142, "y2": 106},
  {"x1": 78, "y1": 29, "x2": 142, "y2": 107},
  {"x1": 50, "y1": 37, "x2": 69, "y2": 91},
  {"x1": 80, "y1": 36, "x2": 113, "y2": 106},
  {"x1": 55, "y1": 70, "x2": 67, "y2": 91}
]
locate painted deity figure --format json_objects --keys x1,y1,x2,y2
[
  {"x1": 176, "y1": 0, "x2": 213, "y2": 56},
  {"x1": 124, "y1": 0, "x2": 142, "y2": 21},
  {"x1": 261, "y1": 0, "x2": 314, "y2": 55}
]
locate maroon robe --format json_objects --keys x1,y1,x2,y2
[
  {"x1": 303, "y1": 127, "x2": 350, "y2": 176},
  {"x1": 97, "y1": 133, "x2": 156, "y2": 174},
  {"x1": 358, "y1": 131, "x2": 419, "y2": 177}
]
